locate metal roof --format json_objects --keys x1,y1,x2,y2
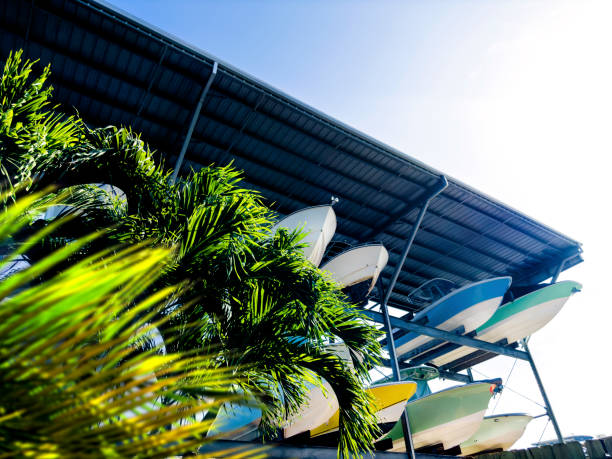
[{"x1": 0, "y1": 0, "x2": 582, "y2": 314}]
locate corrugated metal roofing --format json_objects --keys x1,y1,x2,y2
[{"x1": 0, "y1": 0, "x2": 582, "y2": 317}]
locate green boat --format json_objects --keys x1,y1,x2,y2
[
  {"x1": 383, "y1": 382, "x2": 494, "y2": 451},
  {"x1": 460, "y1": 413, "x2": 532, "y2": 455}
]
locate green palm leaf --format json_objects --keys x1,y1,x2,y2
[{"x1": 0, "y1": 193, "x2": 263, "y2": 458}]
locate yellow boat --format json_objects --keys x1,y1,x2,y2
[{"x1": 310, "y1": 381, "x2": 417, "y2": 440}]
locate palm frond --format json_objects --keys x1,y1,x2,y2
[{"x1": 0, "y1": 194, "x2": 262, "y2": 458}]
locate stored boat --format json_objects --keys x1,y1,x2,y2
[
  {"x1": 309, "y1": 381, "x2": 417, "y2": 442},
  {"x1": 272, "y1": 205, "x2": 336, "y2": 267},
  {"x1": 429, "y1": 280, "x2": 581, "y2": 368},
  {"x1": 394, "y1": 277, "x2": 512, "y2": 358},
  {"x1": 211, "y1": 380, "x2": 340, "y2": 441},
  {"x1": 320, "y1": 244, "x2": 388, "y2": 295},
  {"x1": 207, "y1": 402, "x2": 261, "y2": 440},
  {"x1": 383, "y1": 382, "x2": 494, "y2": 451},
  {"x1": 283, "y1": 379, "x2": 339, "y2": 439},
  {"x1": 460, "y1": 413, "x2": 532, "y2": 455},
  {"x1": 214, "y1": 343, "x2": 346, "y2": 440},
  {"x1": 373, "y1": 365, "x2": 439, "y2": 401}
]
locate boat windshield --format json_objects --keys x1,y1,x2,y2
[{"x1": 405, "y1": 278, "x2": 458, "y2": 309}]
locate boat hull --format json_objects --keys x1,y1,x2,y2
[
  {"x1": 310, "y1": 381, "x2": 417, "y2": 439},
  {"x1": 430, "y1": 281, "x2": 581, "y2": 368},
  {"x1": 460, "y1": 413, "x2": 532, "y2": 455},
  {"x1": 385, "y1": 382, "x2": 493, "y2": 451},
  {"x1": 321, "y1": 244, "x2": 388, "y2": 295},
  {"x1": 283, "y1": 380, "x2": 339, "y2": 438},
  {"x1": 394, "y1": 277, "x2": 512, "y2": 358},
  {"x1": 273, "y1": 205, "x2": 336, "y2": 267},
  {"x1": 212, "y1": 379, "x2": 340, "y2": 441},
  {"x1": 208, "y1": 403, "x2": 261, "y2": 440}
]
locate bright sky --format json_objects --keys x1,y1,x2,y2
[{"x1": 109, "y1": 0, "x2": 612, "y2": 448}]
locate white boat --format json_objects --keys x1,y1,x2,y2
[
  {"x1": 272, "y1": 205, "x2": 336, "y2": 267},
  {"x1": 283, "y1": 378, "x2": 339, "y2": 439},
  {"x1": 320, "y1": 244, "x2": 388, "y2": 295},
  {"x1": 212, "y1": 377, "x2": 339, "y2": 441},
  {"x1": 280, "y1": 343, "x2": 348, "y2": 438},
  {"x1": 460, "y1": 413, "x2": 533, "y2": 455}
]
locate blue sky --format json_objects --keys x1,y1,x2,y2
[{"x1": 109, "y1": 0, "x2": 612, "y2": 447}]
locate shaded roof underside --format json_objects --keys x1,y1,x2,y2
[{"x1": 0, "y1": 0, "x2": 582, "y2": 319}]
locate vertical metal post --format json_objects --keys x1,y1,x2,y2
[
  {"x1": 550, "y1": 260, "x2": 565, "y2": 284},
  {"x1": 522, "y1": 339, "x2": 563, "y2": 443},
  {"x1": 171, "y1": 61, "x2": 218, "y2": 183},
  {"x1": 379, "y1": 176, "x2": 448, "y2": 458},
  {"x1": 466, "y1": 368, "x2": 474, "y2": 382},
  {"x1": 377, "y1": 282, "x2": 415, "y2": 458}
]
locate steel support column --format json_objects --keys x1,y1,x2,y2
[
  {"x1": 171, "y1": 61, "x2": 218, "y2": 183},
  {"x1": 550, "y1": 261, "x2": 565, "y2": 284},
  {"x1": 379, "y1": 176, "x2": 447, "y2": 459},
  {"x1": 550, "y1": 248, "x2": 582, "y2": 284},
  {"x1": 522, "y1": 339, "x2": 563, "y2": 443}
]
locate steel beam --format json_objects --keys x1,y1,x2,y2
[
  {"x1": 136, "y1": 45, "x2": 168, "y2": 116},
  {"x1": 365, "y1": 310, "x2": 529, "y2": 361},
  {"x1": 522, "y1": 339, "x2": 563, "y2": 443},
  {"x1": 171, "y1": 61, "x2": 218, "y2": 183},
  {"x1": 390, "y1": 326, "x2": 465, "y2": 360},
  {"x1": 376, "y1": 280, "x2": 415, "y2": 458}
]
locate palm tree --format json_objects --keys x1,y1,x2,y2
[
  {"x1": 0, "y1": 190, "x2": 260, "y2": 458},
  {"x1": 0, "y1": 50, "x2": 383, "y2": 456}
]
